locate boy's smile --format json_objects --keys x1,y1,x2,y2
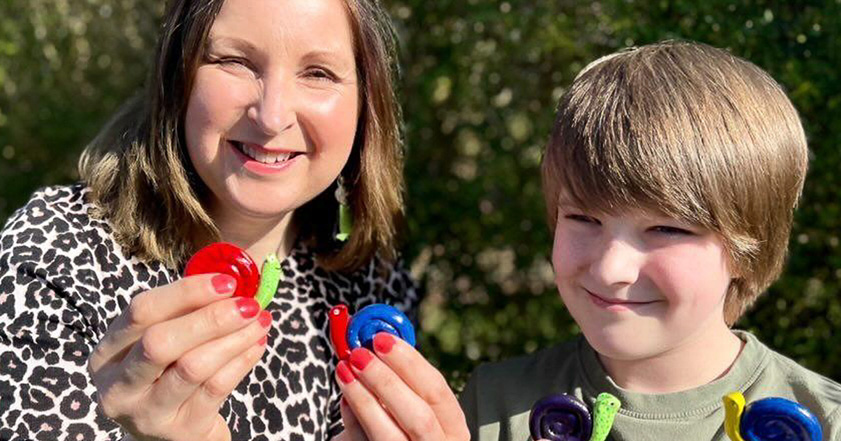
[
  {"x1": 584, "y1": 288, "x2": 662, "y2": 312},
  {"x1": 552, "y1": 201, "x2": 742, "y2": 391}
]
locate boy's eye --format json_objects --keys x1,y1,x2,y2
[
  {"x1": 565, "y1": 214, "x2": 600, "y2": 225},
  {"x1": 649, "y1": 225, "x2": 694, "y2": 236}
]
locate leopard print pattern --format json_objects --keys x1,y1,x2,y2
[{"x1": 0, "y1": 184, "x2": 419, "y2": 441}]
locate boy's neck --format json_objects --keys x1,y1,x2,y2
[{"x1": 596, "y1": 324, "x2": 744, "y2": 394}]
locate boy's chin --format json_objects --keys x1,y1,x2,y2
[{"x1": 579, "y1": 323, "x2": 666, "y2": 362}]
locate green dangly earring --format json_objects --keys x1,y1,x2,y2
[{"x1": 334, "y1": 176, "x2": 353, "y2": 242}]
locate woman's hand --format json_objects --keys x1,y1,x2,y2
[
  {"x1": 334, "y1": 333, "x2": 470, "y2": 441},
  {"x1": 87, "y1": 274, "x2": 271, "y2": 441}
]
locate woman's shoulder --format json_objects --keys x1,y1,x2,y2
[
  {"x1": 2, "y1": 183, "x2": 99, "y2": 237},
  {"x1": 1, "y1": 183, "x2": 175, "y2": 299},
  {"x1": 1, "y1": 184, "x2": 104, "y2": 259}
]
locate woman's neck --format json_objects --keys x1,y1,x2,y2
[
  {"x1": 210, "y1": 208, "x2": 298, "y2": 266},
  {"x1": 597, "y1": 321, "x2": 744, "y2": 394}
]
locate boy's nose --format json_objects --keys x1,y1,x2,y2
[
  {"x1": 247, "y1": 78, "x2": 296, "y2": 136},
  {"x1": 587, "y1": 238, "x2": 642, "y2": 287}
]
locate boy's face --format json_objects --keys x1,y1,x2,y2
[{"x1": 552, "y1": 201, "x2": 734, "y2": 362}]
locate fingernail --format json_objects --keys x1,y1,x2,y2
[
  {"x1": 212, "y1": 274, "x2": 236, "y2": 294},
  {"x1": 257, "y1": 335, "x2": 268, "y2": 346},
  {"x1": 373, "y1": 333, "x2": 396, "y2": 354},
  {"x1": 236, "y1": 297, "x2": 260, "y2": 319},
  {"x1": 337, "y1": 361, "x2": 356, "y2": 384},
  {"x1": 258, "y1": 310, "x2": 272, "y2": 328},
  {"x1": 349, "y1": 348, "x2": 374, "y2": 371}
]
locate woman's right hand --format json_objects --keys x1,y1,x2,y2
[{"x1": 87, "y1": 273, "x2": 271, "y2": 441}]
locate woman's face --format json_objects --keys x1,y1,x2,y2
[{"x1": 185, "y1": 0, "x2": 359, "y2": 224}]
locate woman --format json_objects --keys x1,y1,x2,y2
[{"x1": 0, "y1": 0, "x2": 417, "y2": 439}]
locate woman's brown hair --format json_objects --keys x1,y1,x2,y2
[
  {"x1": 541, "y1": 41, "x2": 809, "y2": 325},
  {"x1": 79, "y1": 0, "x2": 405, "y2": 272}
]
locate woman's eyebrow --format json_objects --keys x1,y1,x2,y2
[
  {"x1": 300, "y1": 48, "x2": 355, "y2": 69},
  {"x1": 206, "y1": 35, "x2": 259, "y2": 54}
]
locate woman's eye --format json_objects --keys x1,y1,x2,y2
[
  {"x1": 305, "y1": 67, "x2": 338, "y2": 82},
  {"x1": 209, "y1": 56, "x2": 253, "y2": 71}
]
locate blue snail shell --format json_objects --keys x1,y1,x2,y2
[
  {"x1": 346, "y1": 304, "x2": 416, "y2": 349},
  {"x1": 529, "y1": 394, "x2": 593, "y2": 441},
  {"x1": 741, "y1": 397, "x2": 823, "y2": 441}
]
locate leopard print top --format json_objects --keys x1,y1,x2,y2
[{"x1": 0, "y1": 184, "x2": 419, "y2": 441}]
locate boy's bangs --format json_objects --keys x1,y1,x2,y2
[{"x1": 547, "y1": 72, "x2": 718, "y2": 230}]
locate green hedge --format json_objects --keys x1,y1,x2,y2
[{"x1": 1, "y1": 0, "x2": 838, "y2": 388}]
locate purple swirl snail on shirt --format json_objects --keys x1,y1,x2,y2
[{"x1": 529, "y1": 393, "x2": 620, "y2": 441}]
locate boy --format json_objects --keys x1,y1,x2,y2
[{"x1": 459, "y1": 41, "x2": 841, "y2": 440}]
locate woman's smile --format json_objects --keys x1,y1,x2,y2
[{"x1": 228, "y1": 140, "x2": 305, "y2": 174}]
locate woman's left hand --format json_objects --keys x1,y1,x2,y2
[{"x1": 333, "y1": 333, "x2": 470, "y2": 441}]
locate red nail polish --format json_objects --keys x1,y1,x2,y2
[
  {"x1": 258, "y1": 310, "x2": 272, "y2": 328},
  {"x1": 373, "y1": 333, "x2": 396, "y2": 354},
  {"x1": 349, "y1": 348, "x2": 374, "y2": 371},
  {"x1": 212, "y1": 274, "x2": 236, "y2": 294},
  {"x1": 257, "y1": 335, "x2": 268, "y2": 346},
  {"x1": 337, "y1": 361, "x2": 356, "y2": 384},
  {"x1": 237, "y1": 297, "x2": 260, "y2": 319}
]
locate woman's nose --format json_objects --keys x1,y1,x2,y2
[
  {"x1": 587, "y1": 238, "x2": 642, "y2": 287},
  {"x1": 246, "y1": 76, "x2": 295, "y2": 136}
]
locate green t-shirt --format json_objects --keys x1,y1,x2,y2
[{"x1": 459, "y1": 331, "x2": 841, "y2": 441}]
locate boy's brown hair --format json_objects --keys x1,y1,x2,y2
[{"x1": 541, "y1": 41, "x2": 808, "y2": 325}]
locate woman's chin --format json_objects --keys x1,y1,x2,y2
[{"x1": 211, "y1": 191, "x2": 300, "y2": 223}]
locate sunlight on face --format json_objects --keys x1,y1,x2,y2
[
  {"x1": 551, "y1": 201, "x2": 734, "y2": 362},
  {"x1": 184, "y1": 0, "x2": 359, "y2": 225}
]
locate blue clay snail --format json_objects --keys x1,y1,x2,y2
[
  {"x1": 723, "y1": 391, "x2": 822, "y2": 441},
  {"x1": 329, "y1": 303, "x2": 416, "y2": 360}
]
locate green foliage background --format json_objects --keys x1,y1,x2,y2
[{"x1": 1, "y1": 0, "x2": 839, "y2": 388}]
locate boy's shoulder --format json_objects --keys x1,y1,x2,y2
[
  {"x1": 742, "y1": 331, "x2": 841, "y2": 434},
  {"x1": 459, "y1": 337, "x2": 593, "y2": 441}
]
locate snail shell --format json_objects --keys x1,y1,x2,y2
[
  {"x1": 741, "y1": 397, "x2": 823, "y2": 441},
  {"x1": 529, "y1": 394, "x2": 593, "y2": 441},
  {"x1": 346, "y1": 304, "x2": 416, "y2": 349}
]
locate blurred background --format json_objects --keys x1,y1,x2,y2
[{"x1": 1, "y1": 0, "x2": 839, "y2": 388}]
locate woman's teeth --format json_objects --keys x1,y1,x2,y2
[{"x1": 237, "y1": 142, "x2": 295, "y2": 164}]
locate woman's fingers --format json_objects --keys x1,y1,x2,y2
[
  {"x1": 147, "y1": 310, "x2": 272, "y2": 412},
  {"x1": 336, "y1": 360, "x2": 409, "y2": 441},
  {"x1": 114, "y1": 296, "x2": 263, "y2": 390},
  {"x1": 339, "y1": 397, "x2": 369, "y2": 441},
  {"x1": 89, "y1": 273, "x2": 237, "y2": 372},
  {"x1": 346, "y1": 347, "x2": 448, "y2": 441},
  {"x1": 362, "y1": 333, "x2": 470, "y2": 441},
  {"x1": 373, "y1": 334, "x2": 469, "y2": 439},
  {"x1": 176, "y1": 339, "x2": 268, "y2": 426}
]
